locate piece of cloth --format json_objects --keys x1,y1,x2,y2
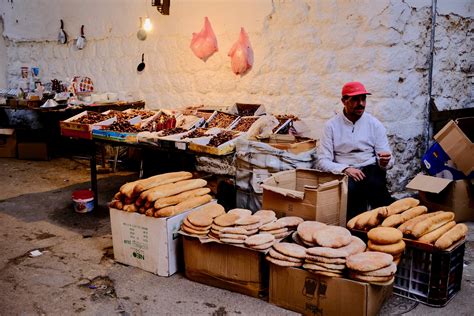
[
  {"x1": 346, "y1": 164, "x2": 395, "y2": 221},
  {"x1": 317, "y1": 112, "x2": 393, "y2": 174}
]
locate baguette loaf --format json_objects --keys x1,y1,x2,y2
[
  {"x1": 146, "y1": 179, "x2": 207, "y2": 202},
  {"x1": 434, "y1": 224, "x2": 468, "y2": 249},
  {"x1": 119, "y1": 180, "x2": 141, "y2": 198},
  {"x1": 145, "y1": 208, "x2": 155, "y2": 217},
  {"x1": 123, "y1": 204, "x2": 138, "y2": 213},
  {"x1": 347, "y1": 212, "x2": 365, "y2": 229},
  {"x1": 154, "y1": 194, "x2": 212, "y2": 217},
  {"x1": 154, "y1": 188, "x2": 211, "y2": 209},
  {"x1": 418, "y1": 221, "x2": 456, "y2": 244},
  {"x1": 133, "y1": 171, "x2": 193, "y2": 195},
  {"x1": 398, "y1": 211, "x2": 442, "y2": 235},
  {"x1": 355, "y1": 209, "x2": 381, "y2": 230},
  {"x1": 410, "y1": 212, "x2": 455, "y2": 238},
  {"x1": 381, "y1": 206, "x2": 428, "y2": 227},
  {"x1": 381, "y1": 198, "x2": 419, "y2": 218}
]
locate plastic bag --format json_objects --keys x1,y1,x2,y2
[
  {"x1": 190, "y1": 17, "x2": 218, "y2": 61},
  {"x1": 228, "y1": 27, "x2": 254, "y2": 75}
]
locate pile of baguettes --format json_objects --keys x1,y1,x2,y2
[
  {"x1": 347, "y1": 197, "x2": 468, "y2": 250},
  {"x1": 109, "y1": 171, "x2": 212, "y2": 218},
  {"x1": 181, "y1": 206, "x2": 303, "y2": 251}
]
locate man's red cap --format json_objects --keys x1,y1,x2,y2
[{"x1": 341, "y1": 82, "x2": 371, "y2": 97}]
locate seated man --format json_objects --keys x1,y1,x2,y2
[{"x1": 317, "y1": 81, "x2": 394, "y2": 221}]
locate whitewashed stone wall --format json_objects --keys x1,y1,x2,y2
[{"x1": 0, "y1": 0, "x2": 472, "y2": 193}]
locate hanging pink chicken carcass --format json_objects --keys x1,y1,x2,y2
[
  {"x1": 228, "y1": 27, "x2": 254, "y2": 75},
  {"x1": 190, "y1": 17, "x2": 218, "y2": 61}
]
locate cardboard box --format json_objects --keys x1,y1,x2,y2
[
  {"x1": 269, "y1": 264, "x2": 392, "y2": 316},
  {"x1": 406, "y1": 174, "x2": 473, "y2": 222},
  {"x1": 110, "y1": 207, "x2": 194, "y2": 276},
  {"x1": 0, "y1": 128, "x2": 16, "y2": 158},
  {"x1": 434, "y1": 118, "x2": 474, "y2": 176},
  {"x1": 17, "y1": 142, "x2": 49, "y2": 160},
  {"x1": 183, "y1": 236, "x2": 268, "y2": 298},
  {"x1": 261, "y1": 169, "x2": 348, "y2": 225},
  {"x1": 260, "y1": 134, "x2": 317, "y2": 155}
]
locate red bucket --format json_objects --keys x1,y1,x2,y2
[{"x1": 72, "y1": 189, "x2": 94, "y2": 213}]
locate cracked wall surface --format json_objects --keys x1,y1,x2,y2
[{"x1": 0, "y1": 0, "x2": 472, "y2": 194}]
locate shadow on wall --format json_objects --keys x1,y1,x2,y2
[{"x1": 0, "y1": 16, "x2": 6, "y2": 88}]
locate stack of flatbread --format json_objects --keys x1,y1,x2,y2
[
  {"x1": 346, "y1": 251, "x2": 396, "y2": 285},
  {"x1": 259, "y1": 216, "x2": 303, "y2": 239},
  {"x1": 265, "y1": 242, "x2": 306, "y2": 267},
  {"x1": 244, "y1": 233, "x2": 276, "y2": 251},
  {"x1": 367, "y1": 227, "x2": 405, "y2": 264},
  {"x1": 304, "y1": 229, "x2": 366, "y2": 278},
  {"x1": 293, "y1": 221, "x2": 328, "y2": 247},
  {"x1": 109, "y1": 171, "x2": 212, "y2": 218},
  {"x1": 181, "y1": 203, "x2": 225, "y2": 236}
]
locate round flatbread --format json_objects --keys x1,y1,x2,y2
[
  {"x1": 306, "y1": 246, "x2": 348, "y2": 258},
  {"x1": 292, "y1": 231, "x2": 306, "y2": 247},
  {"x1": 360, "y1": 262, "x2": 397, "y2": 277},
  {"x1": 309, "y1": 261, "x2": 346, "y2": 270},
  {"x1": 336, "y1": 236, "x2": 367, "y2": 256},
  {"x1": 254, "y1": 210, "x2": 276, "y2": 218},
  {"x1": 182, "y1": 225, "x2": 209, "y2": 235},
  {"x1": 305, "y1": 255, "x2": 346, "y2": 264},
  {"x1": 273, "y1": 242, "x2": 307, "y2": 259},
  {"x1": 198, "y1": 203, "x2": 225, "y2": 218},
  {"x1": 183, "y1": 218, "x2": 211, "y2": 231},
  {"x1": 260, "y1": 221, "x2": 285, "y2": 231},
  {"x1": 297, "y1": 221, "x2": 327, "y2": 244},
  {"x1": 220, "y1": 238, "x2": 246, "y2": 244},
  {"x1": 274, "y1": 232, "x2": 290, "y2": 239},
  {"x1": 259, "y1": 216, "x2": 277, "y2": 226},
  {"x1": 235, "y1": 215, "x2": 260, "y2": 226},
  {"x1": 349, "y1": 272, "x2": 395, "y2": 284},
  {"x1": 277, "y1": 216, "x2": 304, "y2": 228},
  {"x1": 246, "y1": 228, "x2": 259, "y2": 235},
  {"x1": 346, "y1": 251, "x2": 393, "y2": 272},
  {"x1": 208, "y1": 231, "x2": 219, "y2": 240},
  {"x1": 268, "y1": 248, "x2": 303, "y2": 263},
  {"x1": 368, "y1": 227, "x2": 403, "y2": 245},
  {"x1": 214, "y1": 213, "x2": 241, "y2": 227},
  {"x1": 239, "y1": 222, "x2": 261, "y2": 231},
  {"x1": 265, "y1": 227, "x2": 289, "y2": 235},
  {"x1": 313, "y1": 226, "x2": 351, "y2": 248},
  {"x1": 187, "y1": 211, "x2": 213, "y2": 227},
  {"x1": 368, "y1": 240, "x2": 406, "y2": 256},
  {"x1": 303, "y1": 263, "x2": 344, "y2": 273},
  {"x1": 220, "y1": 227, "x2": 250, "y2": 235},
  {"x1": 245, "y1": 233, "x2": 275, "y2": 246},
  {"x1": 250, "y1": 240, "x2": 275, "y2": 250},
  {"x1": 211, "y1": 223, "x2": 225, "y2": 231},
  {"x1": 219, "y1": 233, "x2": 248, "y2": 240},
  {"x1": 266, "y1": 255, "x2": 302, "y2": 267},
  {"x1": 228, "y1": 208, "x2": 252, "y2": 217}
]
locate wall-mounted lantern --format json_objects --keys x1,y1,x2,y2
[{"x1": 151, "y1": 0, "x2": 170, "y2": 15}]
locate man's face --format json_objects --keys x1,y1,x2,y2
[{"x1": 342, "y1": 94, "x2": 367, "y2": 118}]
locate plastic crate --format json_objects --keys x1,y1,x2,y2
[{"x1": 394, "y1": 240, "x2": 465, "y2": 307}]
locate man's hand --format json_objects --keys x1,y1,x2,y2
[
  {"x1": 343, "y1": 167, "x2": 365, "y2": 181},
  {"x1": 377, "y1": 151, "x2": 391, "y2": 168}
]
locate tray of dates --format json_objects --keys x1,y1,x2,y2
[
  {"x1": 205, "y1": 111, "x2": 239, "y2": 129},
  {"x1": 229, "y1": 116, "x2": 261, "y2": 132},
  {"x1": 92, "y1": 116, "x2": 142, "y2": 143},
  {"x1": 60, "y1": 110, "x2": 116, "y2": 139},
  {"x1": 188, "y1": 130, "x2": 241, "y2": 155}
]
